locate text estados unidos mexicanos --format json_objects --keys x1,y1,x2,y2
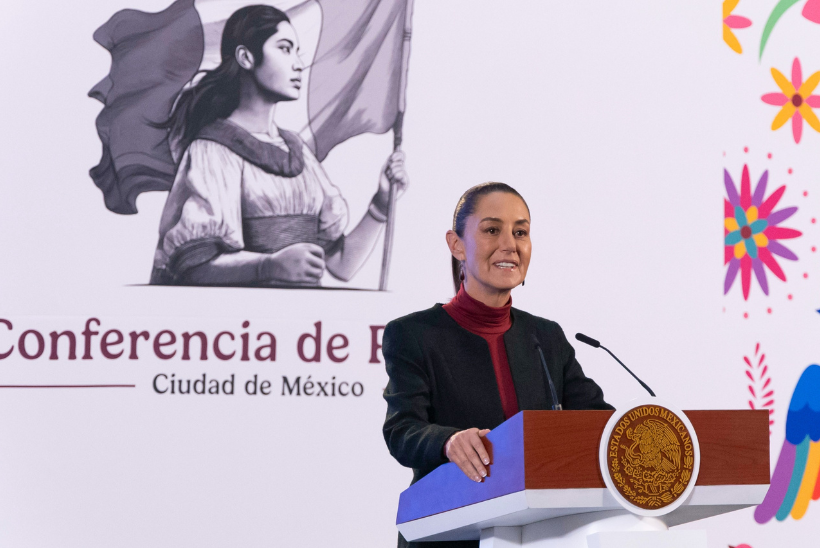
[
  {"x1": 0, "y1": 318, "x2": 386, "y2": 364},
  {"x1": 608, "y1": 406, "x2": 694, "y2": 458}
]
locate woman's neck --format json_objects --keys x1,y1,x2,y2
[
  {"x1": 462, "y1": 279, "x2": 512, "y2": 308},
  {"x1": 228, "y1": 83, "x2": 278, "y2": 136}
]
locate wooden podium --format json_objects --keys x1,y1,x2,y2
[{"x1": 396, "y1": 410, "x2": 769, "y2": 547}]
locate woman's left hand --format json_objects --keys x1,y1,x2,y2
[{"x1": 376, "y1": 150, "x2": 409, "y2": 204}]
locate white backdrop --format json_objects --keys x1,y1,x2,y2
[{"x1": 0, "y1": 1, "x2": 818, "y2": 546}]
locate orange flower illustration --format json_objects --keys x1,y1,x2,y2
[
  {"x1": 761, "y1": 58, "x2": 820, "y2": 143},
  {"x1": 723, "y1": 0, "x2": 751, "y2": 54}
]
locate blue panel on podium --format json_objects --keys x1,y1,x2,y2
[{"x1": 396, "y1": 412, "x2": 526, "y2": 524}]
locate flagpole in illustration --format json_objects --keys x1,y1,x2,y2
[{"x1": 379, "y1": 0, "x2": 414, "y2": 291}]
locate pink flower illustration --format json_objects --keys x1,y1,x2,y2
[
  {"x1": 803, "y1": 0, "x2": 820, "y2": 23},
  {"x1": 761, "y1": 58, "x2": 820, "y2": 143},
  {"x1": 723, "y1": 0, "x2": 752, "y2": 54},
  {"x1": 724, "y1": 165, "x2": 802, "y2": 299}
]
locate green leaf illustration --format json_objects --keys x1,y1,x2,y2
[{"x1": 760, "y1": 0, "x2": 801, "y2": 60}]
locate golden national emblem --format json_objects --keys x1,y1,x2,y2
[{"x1": 606, "y1": 405, "x2": 696, "y2": 510}]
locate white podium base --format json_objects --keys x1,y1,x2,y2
[
  {"x1": 400, "y1": 486, "x2": 765, "y2": 543},
  {"x1": 479, "y1": 510, "x2": 707, "y2": 548}
]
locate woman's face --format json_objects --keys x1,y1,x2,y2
[
  {"x1": 455, "y1": 192, "x2": 531, "y2": 295},
  {"x1": 251, "y1": 22, "x2": 304, "y2": 101}
]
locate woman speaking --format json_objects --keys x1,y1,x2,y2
[{"x1": 382, "y1": 182, "x2": 613, "y2": 547}]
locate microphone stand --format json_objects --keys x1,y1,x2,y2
[{"x1": 598, "y1": 345, "x2": 656, "y2": 397}]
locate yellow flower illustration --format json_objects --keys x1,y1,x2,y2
[
  {"x1": 723, "y1": 0, "x2": 751, "y2": 54},
  {"x1": 762, "y1": 58, "x2": 820, "y2": 143}
]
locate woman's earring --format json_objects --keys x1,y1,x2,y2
[
  {"x1": 459, "y1": 267, "x2": 465, "y2": 282},
  {"x1": 522, "y1": 279, "x2": 525, "y2": 286}
]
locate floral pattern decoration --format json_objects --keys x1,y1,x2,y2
[
  {"x1": 760, "y1": 0, "x2": 820, "y2": 59},
  {"x1": 723, "y1": 0, "x2": 751, "y2": 54},
  {"x1": 724, "y1": 165, "x2": 802, "y2": 299},
  {"x1": 744, "y1": 343, "x2": 775, "y2": 435},
  {"x1": 762, "y1": 58, "x2": 820, "y2": 144}
]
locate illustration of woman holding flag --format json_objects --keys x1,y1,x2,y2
[{"x1": 149, "y1": 5, "x2": 408, "y2": 286}]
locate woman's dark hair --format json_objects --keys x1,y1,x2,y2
[
  {"x1": 450, "y1": 182, "x2": 530, "y2": 293},
  {"x1": 164, "y1": 5, "x2": 290, "y2": 152}
]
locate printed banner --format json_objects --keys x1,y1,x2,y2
[{"x1": 0, "y1": 1, "x2": 818, "y2": 546}]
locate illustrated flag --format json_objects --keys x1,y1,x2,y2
[
  {"x1": 754, "y1": 364, "x2": 820, "y2": 523},
  {"x1": 90, "y1": 0, "x2": 411, "y2": 214}
]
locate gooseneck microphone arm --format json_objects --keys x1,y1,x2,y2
[
  {"x1": 575, "y1": 333, "x2": 656, "y2": 397},
  {"x1": 533, "y1": 336, "x2": 563, "y2": 410},
  {"x1": 599, "y1": 344, "x2": 656, "y2": 398}
]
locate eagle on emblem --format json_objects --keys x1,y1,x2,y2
[
  {"x1": 627, "y1": 419, "x2": 682, "y2": 473},
  {"x1": 621, "y1": 418, "x2": 683, "y2": 496}
]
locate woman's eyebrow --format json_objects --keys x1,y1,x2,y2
[
  {"x1": 478, "y1": 217, "x2": 530, "y2": 224},
  {"x1": 277, "y1": 38, "x2": 294, "y2": 47}
]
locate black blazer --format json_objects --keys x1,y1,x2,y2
[{"x1": 382, "y1": 304, "x2": 613, "y2": 485}]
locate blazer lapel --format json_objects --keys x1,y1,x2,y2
[
  {"x1": 504, "y1": 310, "x2": 551, "y2": 411},
  {"x1": 435, "y1": 308, "x2": 507, "y2": 426}
]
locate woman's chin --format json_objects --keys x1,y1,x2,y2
[
  {"x1": 278, "y1": 92, "x2": 300, "y2": 102},
  {"x1": 488, "y1": 275, "x2": 522, "y2": 292},
  {"x1": 262, "y1": 88, "x2": 300, "y2": 103}
]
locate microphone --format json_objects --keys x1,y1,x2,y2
[
  {"x1": 574, "y1": 333, "x2": 656, "y2": 397},
  {"x1": 532, "y1": 335, "x2": 562, "y2": 411}
]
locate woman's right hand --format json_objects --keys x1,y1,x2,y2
[
  {"x1": 260, "y1": 243, "x2": 325, "y2": 283},
  {"x1": 445, "y1": 428, "x2": 491, "y2": 482}
]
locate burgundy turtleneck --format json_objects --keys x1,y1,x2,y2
[{"x1": 443, "y1": 286, "x2": 519, "y2": 419}]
